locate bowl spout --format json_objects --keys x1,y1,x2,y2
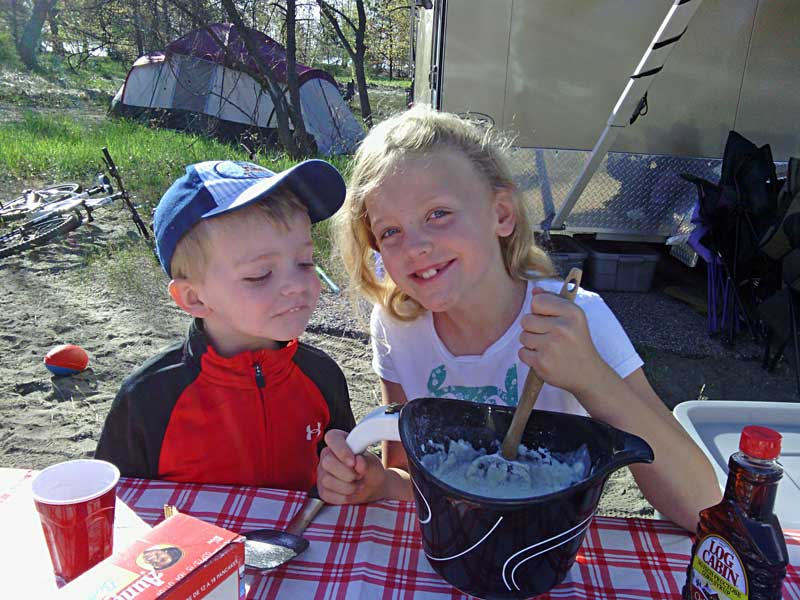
[{"x1": 603, "y1": 429, "x2": 655, "y2": 475}]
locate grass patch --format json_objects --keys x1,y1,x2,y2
[
  {"x1": 39, "y1": 55, "x2": 128, "y2": 97},
  {"x1": 366, "y1": 77, "x2": 411, "y2": 89},
  {"x1": 0, "y1": 111, "x2": 355, "y2": 265},
  {"x1": 315, "y1": 63, "x2": 410, "y2": 88},
  {"x1": 0, "y1": 56, "x2": 127, "y2": 108},
  {"x1": 0, "y1": 112, "x2": 251, "y2": 211}
]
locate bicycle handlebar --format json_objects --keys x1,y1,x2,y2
[
  {"x1": 101, "y1": 148, "x2": 123, "y2": 193},
  {"x1": 100, "y1": 147, "x2": 151, "y2": 241}
]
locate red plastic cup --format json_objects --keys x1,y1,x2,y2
[{"x1": 31, "y1": 459, "x2": 120, "y2": 583}]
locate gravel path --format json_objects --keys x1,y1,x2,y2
[{"x1": 602, "y1": 290, "x2": 764, "y2": 360}]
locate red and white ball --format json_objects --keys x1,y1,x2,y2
[{"x1": 44, "y1": 344, "x2": 89, "y2": 376}]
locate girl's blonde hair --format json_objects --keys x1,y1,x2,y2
[{"x1": 335, "y1": 104, "x2": 554, "y2": 321}]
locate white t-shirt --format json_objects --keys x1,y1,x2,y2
[{"x1": 370, "y1": 279, "x2": 642, "y2": 417}]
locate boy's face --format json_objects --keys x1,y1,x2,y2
[{"x1": 187, "y1": 210, "x2": 321, "y2": 356}]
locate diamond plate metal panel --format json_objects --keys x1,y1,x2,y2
[{"x1": 506, "y1": 147, "x2": 723, "y2": 239}]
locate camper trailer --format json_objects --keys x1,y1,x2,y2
[{"x1": 411, "y1": 0, "x2": 800, "y2": 245}]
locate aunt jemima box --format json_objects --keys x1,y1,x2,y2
[{"x1": 59, "y1": 513, "x2": 245, "y2": 600}]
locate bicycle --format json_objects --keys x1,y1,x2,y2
[
  {"x1": 0, "y1": 148, "x2": 151, "y2": 259},
  {"x1": 0, "y1": 183, "x2": 83, "y2": 222}
]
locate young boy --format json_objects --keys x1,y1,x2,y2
[{"x1": 95, "y1": 159, "x2": 355, "y2": 490}]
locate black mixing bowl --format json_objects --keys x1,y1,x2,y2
[{"x1": 346, "y1": 397, "x2": 654, "y2": 599}]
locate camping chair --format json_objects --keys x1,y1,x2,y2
[
  {"x1": 758, "y1": 218, "x2": 800, "y2": 398},
  {"x1": 683, "y1": 175, "x2": 763, "y2": 344},
  {"x1": 682, "y1": 131, "x2": 782, "y2": 346},
  {"x1": 684, "y1": 198, "x2": 728, "y2": 336},
  {"x1": 758, "y1": 158, "x2": 800, "y2": 398}
]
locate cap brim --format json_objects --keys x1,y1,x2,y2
[{"x1": 201, "y1": 159, "x2": 345, "y2": 223}]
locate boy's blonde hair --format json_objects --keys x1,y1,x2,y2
[
  {"x1": 171, "y1": 187, "x2": 309, "y2": 280},
  {"x1": 334, "y1": 104, "x2": 554, "y2": 321}
]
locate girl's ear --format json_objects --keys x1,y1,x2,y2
[
  {"x1": 492, "y1": 187, "x2": 517, "y2": 238},
  {"x1": 168, "y1": 278, "x2": 211, "y2": 318}
]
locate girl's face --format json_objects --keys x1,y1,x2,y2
[{"x1": 366, "y1": 150, "x2": 516, "y2": 314}]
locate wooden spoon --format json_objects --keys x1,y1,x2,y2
[{"x1": 500, "y1": 268, "x2": 583, "y2": 460}]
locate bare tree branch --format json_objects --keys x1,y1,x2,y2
[
  {"x1": 315, "y1": 0, "x2": 372, "y2": 127},
  {"x1": 317, "y1": 0, "x2": 357, "y2": 34}
]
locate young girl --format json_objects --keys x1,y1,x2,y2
[{"x1": 317, "y1": 105, "x2": 721, "y2": 531}]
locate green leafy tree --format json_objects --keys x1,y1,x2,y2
[
  {"x1": 316, "y1": 0, "x2": 372, "y2": 127},
  {"x1": 366, "y1": 2, "x2": 410, "y2": 80}
]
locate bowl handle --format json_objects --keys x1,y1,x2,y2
[{"x1": 345, "y1": 404, "x2": 402, "y2": 454}]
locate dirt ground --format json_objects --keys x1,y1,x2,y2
[{"x1": 0, "y1": 209, "x2": 796, "y2": 523}]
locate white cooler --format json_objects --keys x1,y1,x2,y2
[{"x1": 673, "y1": 400, "x2": 800, "y2": 529}]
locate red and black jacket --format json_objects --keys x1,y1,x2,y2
[{"x1": 95, "y1": 319, "x2": 355, "y2": 490}]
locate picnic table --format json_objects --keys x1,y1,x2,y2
[{"x1": 1, "y1": 467, "x2": 798, "y2": 599}]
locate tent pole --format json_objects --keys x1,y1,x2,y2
[{"x1": 552, "y1": 0, "x2": 704, "y2": 230}]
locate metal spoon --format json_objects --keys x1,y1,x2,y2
[
  {"x1": 244, "y1": 486, "x2": 325, "y2": 570},
  {"x1": 500, "y1": 268, "x2": 583, "y2": 460}
]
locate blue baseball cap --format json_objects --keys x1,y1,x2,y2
[{"x1": 154, "y1": 159, "x2": 345, "y2": 276}]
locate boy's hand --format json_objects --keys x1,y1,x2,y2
[
  {"x1": 317, "y1": 429, "x2": 387, "y2": 505},
  {"x1": 518, "y1": 288, "x2": 608, "y2": 396}
]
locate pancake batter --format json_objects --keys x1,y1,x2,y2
[{"x1": 420, "y1": 439, "x2": 589, "y2": 499}]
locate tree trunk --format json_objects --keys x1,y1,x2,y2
[
  {"x1": 353, "y1": 54, "x2": 372, "y2": 128},
  {"x1": 285, "y1": 0, "x2": 316, "y2": 154},
  {"x1": 190, "y1": 0, "x2": 206, "y2": 27},
  {"x1": 149, "y1": 0, "x2": 161, "y2": 48},
  {"x1": 10, "y1": 0, "x2": 20, "y2": 47},
  {"x1": 219, "y1": 0, "x2": 303, "y2": 157},
  {"x1": 47, "y1": 4, "x2": 64, "y2": 56},
  {"x1": 316, "y1": 0, "x2": 372, "y2": 128},
  {"x1": 353, "y1": 0, "x2": 372, "y2": 128},
  {"x1": 161, "y1": 0, "x2": 171, "y2": 43},
  {"x1": 132, "y1": 1, "x2": 145, "y2": 56},
  {"x1": 17, "y1": 0, "x2": 56, "y2": 68}
]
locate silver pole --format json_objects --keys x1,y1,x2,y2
[{"x1": 552, "y1": 0, "x2": 705, "y2": 229}]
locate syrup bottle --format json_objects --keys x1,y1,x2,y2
[{"x1": 683, "y1": 425, "x2": 788, "y2": 600}]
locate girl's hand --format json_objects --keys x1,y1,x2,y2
[
  {"x1": 316, "y1": 429, "x2": 388, "y2": 505},
  {"x1": 518, "y1": 288, "x2": 610, "y2": 396}
]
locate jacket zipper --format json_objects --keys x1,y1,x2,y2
[
  {"x1": 253, "y1": 363, "x2": 265, "y2": 388},
  {"x1": 253, "y1": 362, "x2": 268, "y2": 482}
]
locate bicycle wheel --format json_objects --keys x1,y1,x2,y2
[
  {"x1": 0, "y1": 212, "x2": 81, "y2": 258},
  {"x1": 0, "y1": 184, "x2": 82, "y2": 222}
]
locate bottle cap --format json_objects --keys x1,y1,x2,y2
[{"x1": 739, "y1": 425, "x2": 782, "y2": 459}]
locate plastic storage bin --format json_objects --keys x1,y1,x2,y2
[
  {"x1": 580, "y1": 239, "x2": 660, "y2": 292},
  {"x1": 537, "y1": 234, "x2": 588, "y2": 278}
]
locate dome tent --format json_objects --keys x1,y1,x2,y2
[{"x1": 110, "y1": 23, "x2": 364, "y2": 155}]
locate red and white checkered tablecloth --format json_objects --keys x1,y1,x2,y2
[{"x1": 115, "y1": 477, "x2": 800, "y2": 600}]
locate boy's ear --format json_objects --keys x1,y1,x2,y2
[
  {"x1": 492, "y1": 187, "x2": 517, "y2": 237},
  {"x1": 168, "y1": 278, "x2": 211, "y2": 318}
]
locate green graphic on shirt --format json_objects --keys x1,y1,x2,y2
[{"x1": 427, "y1": 364, "x2": 518, "y2": 406}]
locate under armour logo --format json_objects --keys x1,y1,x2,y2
[{"x1": 306, "y1": 422, "x2": 321, "y2": 441}]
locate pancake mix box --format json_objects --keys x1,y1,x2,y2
[{"x1": 59, "y1": 513, "x2": 245, "y2": 599}]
